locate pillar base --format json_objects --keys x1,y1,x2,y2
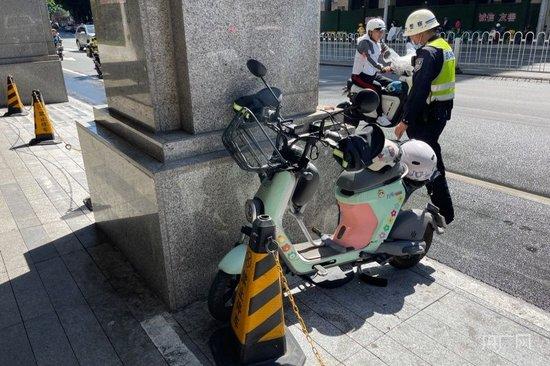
[{"x1": 0, "y1": 58, "x2": 67, "y2": 107}]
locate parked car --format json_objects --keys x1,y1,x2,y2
[{"x1": 75, "y1": 24, "x2": 95, "y2": 51}]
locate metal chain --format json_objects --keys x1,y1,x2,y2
[{"x1": 268, "y1": 242, "x2": 326, "y2": 366}]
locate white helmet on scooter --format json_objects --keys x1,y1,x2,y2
[
  {"x1": 401, "y1": 140, "x2": 437, "y2": 181},
  {"x1": 366, "y1": 18, "x2": 386, "y2": 33},
  {"x1": 368, "y1": 139, "x2": 400, "y2": 172}
]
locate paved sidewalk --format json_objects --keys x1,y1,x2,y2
[{"x1": 1, "y1": 100, "x2": 549, "y2": 365}]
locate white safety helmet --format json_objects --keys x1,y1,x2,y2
[
  {"x1": 403, "y1": 9, "x2": 440, "y2": 37},
  {"x1": 366, "y1": 18, "x2": 386, "y2": 33},
  {"x1": 368, "y1": 139, "x2": 400, "y2": 172},
  {"x1": 401, "y1": 140, "x2": 437, "y2": 181}
]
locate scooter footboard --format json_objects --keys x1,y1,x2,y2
[{"x1": 388, "y1": 208, "x2": 440, "y2": 241}]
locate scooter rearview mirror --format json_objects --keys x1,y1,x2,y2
[{"x1": 246, "y1": 59, "x2": 267, "y2": 78}]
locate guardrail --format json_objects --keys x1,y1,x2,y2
[{"x1": 320, "y1": 31, "x2": 550, "y2": 73}]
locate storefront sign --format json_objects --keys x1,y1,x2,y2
[{"x1": 478, "y1": 12, "x2": 517, "y2": 23}]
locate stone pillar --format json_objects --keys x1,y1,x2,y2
[
  {"x1": 0, "y1": 0, "x2": 67, "y2": 107},
  {"x1": 78, "y1": 0, "x2": 323, "y2": 310}
]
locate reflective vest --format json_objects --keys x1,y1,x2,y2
[{"x1": 426, "y1": 38, "x2": 455, "y2": 103}]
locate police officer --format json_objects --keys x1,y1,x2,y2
[{"x1": 394, "y1": 9, "x2": 455, "y2": 224}]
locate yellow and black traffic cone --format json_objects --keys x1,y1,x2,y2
[
  {"x1": 29, "y1": 90, "x2": 58, "y2": 146},
  {"x1": 3, "y1": 75, "x2": 28, "y2": 117},
  {"x1": 210, "y1": 215, "x2": 305, "y2": 365}
]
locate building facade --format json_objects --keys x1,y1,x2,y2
[{"x1": 321, "y1": 0, "x2": 549, "y2": 34}]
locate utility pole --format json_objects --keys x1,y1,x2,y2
[
  {"x1": 383, "y1": 0, "x2": 389, "y2": 25},
  {"x1": 537, "y1": 0, "x2": 549, "y2": 34}
]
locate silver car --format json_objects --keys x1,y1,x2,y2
[{"x1": 75, "y1": 24, "x2": 95, "y2": 51}]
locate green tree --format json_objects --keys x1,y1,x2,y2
[
  {"x1": 47, "y1": 0, "x2": 92, "y2": 22},
  {"x1": 46, "y1": 0, "x2": 62, "y2": 15}
]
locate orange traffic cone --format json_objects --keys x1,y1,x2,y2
[
  {"x1": 3, "y1": 75, "x2": 28, "y2": 117},
  {"x1": 29, "y1": 90, "x2": 58, "y2": 146}
]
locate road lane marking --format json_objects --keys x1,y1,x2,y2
[
  {"x1": 62, "y1": 57, "x2": 76, "y2": 61},
  {"x1": 447, "y1": 171, "x2": 550, "y2": 206},
  {"x1": 63, "y1": 68, "x2": 89, "y2": 77}
]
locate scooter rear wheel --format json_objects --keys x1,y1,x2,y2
[
  {"x1": 389, "y1": 225, "x2": 434, "y2": 269},
  {"x1": 207, "y1": 271, "x2": 239, "y2": 321}
]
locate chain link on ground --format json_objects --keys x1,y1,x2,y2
[{"x1": 269, "y1": 240, "x2": 326, "y2": 366}]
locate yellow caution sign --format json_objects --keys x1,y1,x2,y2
[
  {"x1": 209, "y1": 215, "x2": 305, "y2": 365},
  {"x1": 29, "y1": 90, "x2": 56, "y2": 146},
  {"x1": 3, "y1": 75, "x2": 28, "y2": 117}
]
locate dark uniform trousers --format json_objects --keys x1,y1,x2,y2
[{"x1": 407, "y1": 101, "x2": 455, "y2": 224}]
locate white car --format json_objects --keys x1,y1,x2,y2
[{"x1": 75, "y1": 24, "x2": 95, "y2": 51}]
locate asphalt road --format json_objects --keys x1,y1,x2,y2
[
  {"x1": 58, "y1": 45, "x2": 550, "y2": 310},
  {"x1": 59, "y1": 31, "x2": 106, "y2": 106},
  {"x1": 320, "y1": 65, "x2": 550, "y2": 310}
]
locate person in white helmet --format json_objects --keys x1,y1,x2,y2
[
  {"x1": 394, "y1": 9, "x2": 455, "y2": 224},
  {"x1": 351, "y1": 18, "x2": 393, "y2": 126}
]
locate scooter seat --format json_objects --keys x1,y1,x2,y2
[{"x1": 336, "y1": 163, "x2": 406, "y2": 193}]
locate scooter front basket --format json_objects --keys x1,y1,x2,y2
[{"x1": 222, "y1": 108, "x2": 287, "y2": 173}]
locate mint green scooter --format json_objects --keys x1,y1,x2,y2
[{"x1": 208, "y1": 60, "x2": 446, "y2": 321}]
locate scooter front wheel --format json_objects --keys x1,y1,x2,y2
[
  {"x1": 389, "y1": 225, "x2": 434, "y2": 269},
  {"x1": 207, "y1": 270, "x2": 239, "y2": 321}
]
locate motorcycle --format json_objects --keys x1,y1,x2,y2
[
  {"x1": 55, "y1": 40, "x2": 64, "y2": 61},
  {"x1": 86, "y1": 39, "x2": 103, "y2": 79},
  {"x1": 207, "y1": 59, "x2": 446, "y2": 321},
  {"x1": 343, "y1": 45, "x2": 416, "y2": 128}
]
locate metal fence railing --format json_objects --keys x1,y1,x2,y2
[{"x1": 320, "y1": 31, "x2": 550, "y2": 73}]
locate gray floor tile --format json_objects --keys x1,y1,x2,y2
[
  {"x1": 342, "y1": 348, "x2": 387, "y2": 366},
  {"x1": 20, "y1": 225, "x2": 59, "y2": 264},
  {"x1": 87, "y1": 243, "x2": 127, "y2": 270},
  {"x1": 424, "y1": 292, "x2": 550, "y2": 366},
  {"x1": 35, "y1": 257, "x2": 87, "y2": 309},
  {"x1": 284, "y1": 301, "x2": 359, "y2": 362},
  {"x1": 286, "y1": 322, "x2": 342, "y2": 366},
  {"x1": 56, "y1": 304, "x2": 122, "y2": 366},
  {"x1": 0, "y1": 270, "x2": 23, "y2": 330},
  {"x1": 387, "y1": 321, "x2": 472, "y2": 366},
  {"x1": 405, "y1": 310, "x2": 515, "y2": 366},
  {"x1": 366, "y1": 334, "x2": 430, "y2": 366},
  {"x1": 173, "y1": 301, "x2": 224, "y2": 364},
  {"x1": 294, "y1": 283, "x2": 385, "y2": 347},
  {"x1": 8, "y1": 265, "x2": 55, "y2": 321},
  {"x1": 322, "y1": 278, "x2": 405, "y2": 332},
  {"x1": 0, "y1": 322, "x2": 37, "y2": 366},
  {"x1": 36, "y1": 257, "x2": 121, "y2": 365},
  {"x1": 62, "y1": 250, "x2": 167, "y2": 366},
  {"x1": 25, "y1": 312, "x2": 79, "y2": 366},
  {"x1": 73, "y1": 224, "x2": 104, "y2": 249}
]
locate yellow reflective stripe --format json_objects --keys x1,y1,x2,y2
[
  {"x1": 431, "y1": 88, "x2": 454, "y2": 96},
  {"x1": 333, "y1": 149, "x2": 348, "y2": 168},
  {"x1": 431, "y1": 82, "x2": 455, "y2": 92},
  {"x1": 430, "y1": 93, "x2": 454, "y2": 102},
  {"x1": 233, "y1": 103, "x2": 243, "y2": 111}
]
